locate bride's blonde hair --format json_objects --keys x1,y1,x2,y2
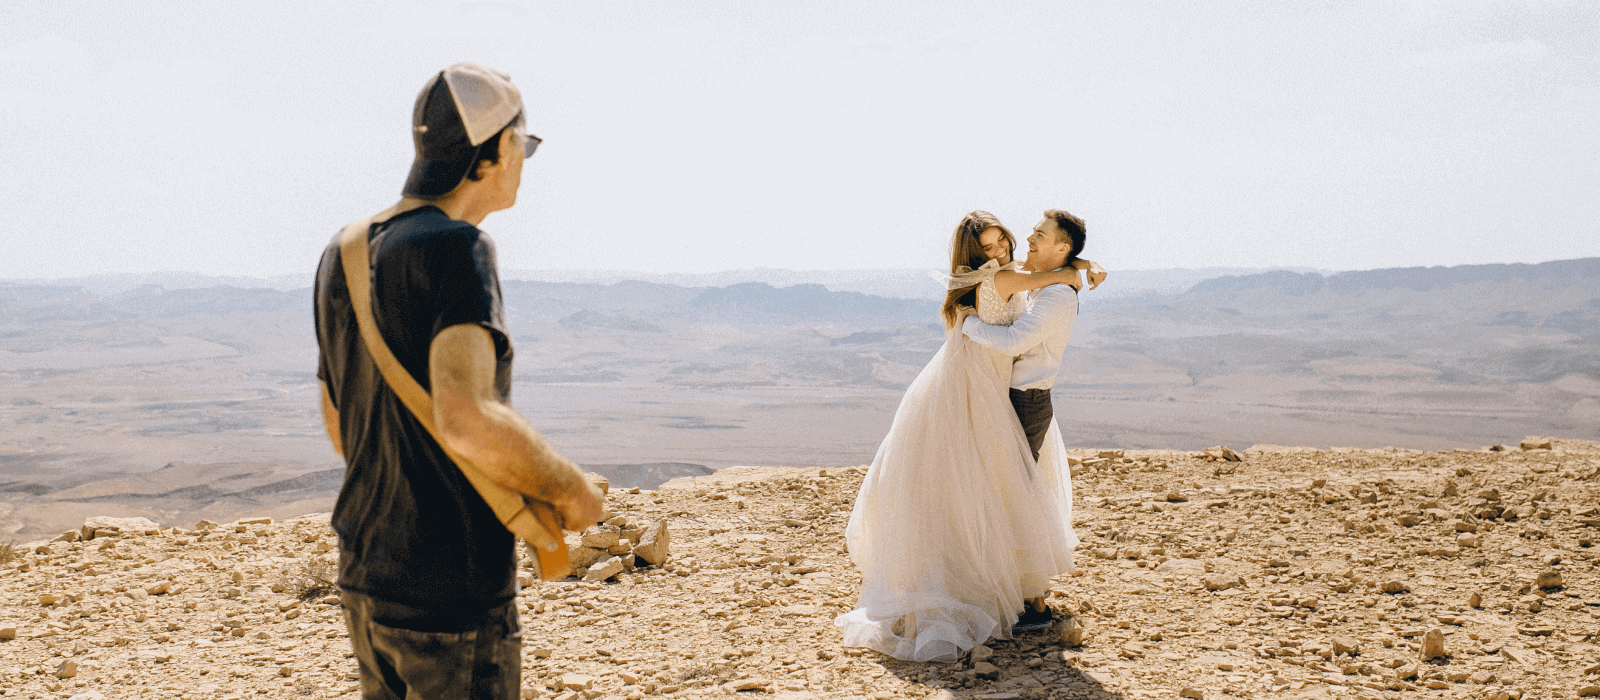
[{"x1": 941, "y1": 211, "x2": 1014, "y2": 329}]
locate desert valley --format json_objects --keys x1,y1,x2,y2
[
  {"x1": 2, "y1": 259, "x2": 1596, "y2": 544},
  {"x1": 1, "y1": 259, "x2": 1598, "y2": 700}
]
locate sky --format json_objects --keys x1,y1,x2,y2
[{"x1": 1, "y1": 0, "x2": 1596, "y2": 279}]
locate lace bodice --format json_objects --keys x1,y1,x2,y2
[
  {"x1": 935, "y1": 259, "x2": 1027, "y2": 327},
  {"x1": 976, "y1": 277, "x2": 1027, "y2": 326}
]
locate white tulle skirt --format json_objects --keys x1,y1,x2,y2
[{"x1": 835, "y1": 326, "x2": 1078, "y2": 663}]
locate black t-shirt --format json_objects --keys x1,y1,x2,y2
[{"x1": 313, "y1": 206, "x2": 516, "y2": 614}]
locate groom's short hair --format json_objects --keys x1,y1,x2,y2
[{"x1": 1044, "y1": 209, "x2": 1086, "y2": 259}]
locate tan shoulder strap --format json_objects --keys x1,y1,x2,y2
[{"x1": 338, "y1": 214, "x2": 570, "y2": 580}]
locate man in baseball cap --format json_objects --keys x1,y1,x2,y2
[
  {"x1": 313, "y1": 63, "x2": 602, "y2": 699},
  {"x1": 403, "y1": 62, "x2": 541, "y2": 199}
]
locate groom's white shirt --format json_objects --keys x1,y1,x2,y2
[{"x1": 960, "y1": 282, "x2": 1079, "y2": 390}]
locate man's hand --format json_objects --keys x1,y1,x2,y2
[{"x1": 554, "y1": 482, "x2": 605, "y2": 529}]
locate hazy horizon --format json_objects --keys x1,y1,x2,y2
[{"x1": 1, "y1": 256, "x2": 1588, "y2": 298}]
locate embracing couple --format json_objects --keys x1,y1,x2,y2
[{"x1": 836, "y1": 209, "x2": 1102, "y2": 663}]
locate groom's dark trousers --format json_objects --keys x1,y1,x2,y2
[{"x1": 1009, "y1": 388, "x2": 1053, "y2": 462}]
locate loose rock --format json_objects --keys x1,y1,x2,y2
[
  {"x1": 971, "y1": 644, "x2": 995, "y2": 664},
  {"x1": 582, "y1": 556, "x2": 625, "y2": 582},
  {"x1": 558, "y1": 673, "x2": 595, "y2": 690},
  {"x1": 1332, "y1": 636, "x2": 1360, "y2": 656},
  {"x1": 1421, "y1": 628, "x2": 1446, "y2": 660},
  {"x1": 1059, "y1": 616, "x2": 1084, "y2": 647},
  {"x1": 633, "y1": 518, "x2": 671, "y2": 565}
]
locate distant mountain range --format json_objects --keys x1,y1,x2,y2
[
  {"x1": 1190, "y1": 258, "x2": 1600, "y2": 296},
  {"x1": 11, "y1": 259, "x2": 1594, "y2": 305},
  {"x1": 496, "y1": 266, "x2": 1336, "y2": 301},
  {"x1": 3, "y1": 265, "x2": 1332, "y2": 301},
  {"x1": 4, "y1": 257, "x2": 1598, "y2": 542},
  {"x1": 6, "y1": 258, "x2": 1595, "y2": 324},
  {"x1": 2, "y1": 272, "x2": 312, "y2": 296}
]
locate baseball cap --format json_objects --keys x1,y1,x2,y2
[{"x1": 402, "y1": 62, "x2": 537, "y2": 199}]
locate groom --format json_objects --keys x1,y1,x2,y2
[{"x1": 960, "y1": 208, "x2": 1086, "y2": 628}]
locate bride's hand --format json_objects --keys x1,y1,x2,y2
[
  {"x1": 1069, "y1": 258, "x2": 1107, "y2": 290},
  {"x1": 1085, "y1": 261, "x2": 1107, "y2": 290}
]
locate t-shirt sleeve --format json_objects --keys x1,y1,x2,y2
[
  {"x1": 313, "y1": 239, "x2": 338, "y2": 405},
  {"x1": 317, "y1": 352, "x2": 333, "y2": 399},
  {"x1": 430, "y1": 229, "x2": 509, "y2": 356}
]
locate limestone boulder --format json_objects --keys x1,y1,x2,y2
[
  {"x1": 1519, "y1": 436, "x2": 1553, "y2": 451},
  {"x1": 581, "y1": 530, "x2": 621, "y2": 549},
  {"x1": 81, "y1": 516, "x2": 160, "y2": 541},
  {"x1": 567, "y1": 545, "x2": 609, "y2": 570},
  {"x1": 1155, "y1": 558, "x2": 1205, "y2": 578},
  {"x1": 1203, "y1": 573, "x2": 1243, "y2": 591}
]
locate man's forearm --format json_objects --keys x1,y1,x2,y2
[
  {"x1": 962, "y1": 286, "x2": 1077, "y2": 356},
  {"x1": 430, "y1": 323, "x2": 592, "y2": 511},
  {"x1": 963, "y1": 315, "x2": 1043, "y2": 356},
  {"x1": 446, "y1": 399, "x2": 589, "y2": 508}
]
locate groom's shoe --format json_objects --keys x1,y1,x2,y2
[{"x1": 1014, "y1": 606, "x2": 1056, "y2": 633}]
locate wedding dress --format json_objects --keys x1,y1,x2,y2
[{"x1": 835, "y1": 260, "x2": 1079, "y2": 663}]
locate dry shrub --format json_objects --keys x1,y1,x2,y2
[
  {"x1": 276, "y1": 557, "x2": 337, "y2": 601},
  {"x1": 673, "y1": 662, "x2": 733, "y2": 685},
  {"x1": 0, "y1": 539, "x2": 17, "y2": 566}
]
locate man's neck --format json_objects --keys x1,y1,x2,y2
[{"x1": 398, "y1": 183, "x2": 500, "y2": 226}]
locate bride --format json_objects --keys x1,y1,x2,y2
[{"x1": 835, "y1": 211, "x2": 1097, "y2": 662}]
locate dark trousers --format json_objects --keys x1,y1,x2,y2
[
  {"x1": 340, "y1": 589, "x2": 522, "y2": 700},
  {"x1": 1009, "y1": 388, "x2": 1054, "y2": 462}
]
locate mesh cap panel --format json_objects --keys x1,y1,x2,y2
[{"x1": 441, "y1": 62, "x2": 524, "y2": 147}]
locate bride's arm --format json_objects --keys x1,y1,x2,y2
[{"x1": 992, "y1": 268, "x2": 1084, "y2": 300}]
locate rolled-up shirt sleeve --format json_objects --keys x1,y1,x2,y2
[{"x1": 961, "y1": 285, "x2": 1079, "y2": 356}]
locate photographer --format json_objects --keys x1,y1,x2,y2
[{"x1": 313, "y1": 63, "x2": 602, "y2": 699}]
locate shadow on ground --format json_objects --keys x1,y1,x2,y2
[{"x1": 873, "y1": 627, "x2": 1124, "y2": 700}]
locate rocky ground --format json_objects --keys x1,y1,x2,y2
[{"x1": 1, "y1": 438, "x2": 1597, "y2": 700}]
